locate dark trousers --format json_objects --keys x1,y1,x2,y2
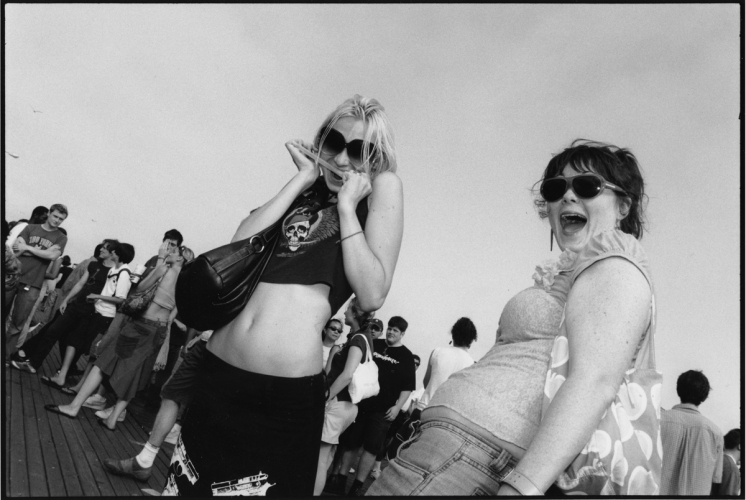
[{"x1": 21, "y1": 303, "x2": 95, "y2": 370}]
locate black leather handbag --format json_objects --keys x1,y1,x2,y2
[{"x1": 175, "y1": 183, "x2": 325, "y2": 331}]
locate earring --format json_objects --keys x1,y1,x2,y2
[{"x1": 550, "y1": 229, "x2": 554, "y2": 251}]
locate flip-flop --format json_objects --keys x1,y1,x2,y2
[
  {"x1": 40, "y1": 376, "x2": 66, "y2": 392},
  {"x1": 98, "y1": 418, "x2": 116, "y2": 432},
  {"x1": 44, "y1": 404, "x2": 76, "y2": 419},
  {"x1": 60, "y1": 387, "x2": 78, "y2": 396}
]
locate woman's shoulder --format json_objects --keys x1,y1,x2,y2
[{"x1": 571, "y1": 229, "x2": 652, "y2": 287}]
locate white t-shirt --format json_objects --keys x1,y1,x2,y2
[
  {"x1": 416, "y1": 346, "x2": 475, "y2": 411},
  {"x1": 94, "y1": 264, "x2": 132, "y2": 318},
  {"x1": 6, "y1": 222, "x2": 28, "y2": 248},
  {"x1": 322, "y1": 344, "x2": 333, "y2": 370}
]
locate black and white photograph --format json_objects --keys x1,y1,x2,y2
[{"x1": 3, "y1": 4, "x2": 741, "y2": 497}]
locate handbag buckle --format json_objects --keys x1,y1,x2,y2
[{"x1": 248, "y1": 236, "x2": 265, "y2": 253}]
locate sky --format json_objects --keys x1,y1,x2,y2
[{"x1": 4, "y1": 5, "x2": 741, "y2": 433}]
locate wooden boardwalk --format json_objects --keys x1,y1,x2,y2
[{"x1": 4, "y1": 346, "x2": 173, "y2": 497}]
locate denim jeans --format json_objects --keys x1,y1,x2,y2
[
  {"x1": 5, "y1": 282, "x2": 41, "y2": 356},
  {"x1": 366, "y1": 419, "x2": 517, "y2": 496}
]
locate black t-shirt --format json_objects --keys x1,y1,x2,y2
[
  {"x1": 327, "y1": 330, "x2": 374, "y2": 403},
  {"x1": 55, "y1": 266, "x2": 73, "y2": 289},
  {"x1": 260, "y1": 177, "x2": 369, "y2": 315},
  {"x1": 360, "y1": 339, "x2": 416, "y2": 413},
  {"x1": 71, "y1": 261, "x2": 110, "y2": 307}
]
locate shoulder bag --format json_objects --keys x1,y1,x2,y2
[
  {"x1": 120, "y1": 270, "x2": 160, "y2": 316},
  {"x1": 175, "y1": 183, "x2": 325, "y2": 331},
  {"x1": 541, "y1": 295, "x2": 662, "y2": 495},
  {"x1": 347, "y1": 334, "x2": 380, "y2": 405}
]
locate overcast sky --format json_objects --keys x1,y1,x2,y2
[{"x1": 5, "y1": 4, "x2": 741, "y2": 432}]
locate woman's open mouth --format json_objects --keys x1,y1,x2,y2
[{"x1": 560, "y1": 213, "x2": 587, "y2": 234}]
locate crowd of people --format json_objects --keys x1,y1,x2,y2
[{"x1": 3, "y1": 95, "x2": 741, "y2": 497}]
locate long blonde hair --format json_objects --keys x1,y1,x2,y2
[{"x1": 314, "y1": 95, "x2": 397, "y2": 179}]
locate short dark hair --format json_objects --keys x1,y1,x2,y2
[
  {"x1": 30, "y1": 206, "x2": 49, "y2": 224},
  {"x1": 724, "y1": 429, "x2": 741, "y2": 450},
  {"x1": 109, "y1": 241, "x2": 135, "y2": 264},
  {"x1": 94, "y1": 243, "x2": 105, "y2": 262},
  {"x1": 61, "y1": 255, "x2": 71, "y2": 266},
  {"x1": 676, "y1": 370, "x2": 711, "y2": 406},
  {"x1": 535, "y1": 140, "x2": 647, "y2": 240},
  {"x1": 163, "y1": 229, "x2": 184, "y2": 246},
  {"x1": 388, "y1": 316, "x2": 408, "y2": 333},
  {"x1": 451, "y1": 317, "x2": 477, "y2": 347}
]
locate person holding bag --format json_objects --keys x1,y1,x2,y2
[
  {"x1": 315, "y1": 297, "x2": 377, "y2": 495},
  {"x1": 46, "y1": 245, "x2": 194, "y2": 431},
  {"x1": 160, "y1": 95, "x2": 403, "y2": 497},
  {"x1": 370, "y1": 140, "x2": 659, "y2": 496}
]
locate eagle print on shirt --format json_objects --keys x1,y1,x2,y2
[{"x1": 276, "y1": 201, "x2": 340, "y2": 257}]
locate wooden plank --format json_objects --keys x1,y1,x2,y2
[
  {"x1": 41, "y1": 358, "x2": 102, "y2": 496},
  {"x1": 34, "y1": 350, "x2": 86, "y2": 497},
  {"x1": 76, "y1": 406, "x2": 139, "y2": 496},
  {"x1": 28, "y1": 369, "x2": 67, "y2": 497},
  {"x1": 20, "y1": 369, "x2": 49, "y2": 497},
  {"x1": 8, "y1": 363, "x2": 29, "y2": 496}
]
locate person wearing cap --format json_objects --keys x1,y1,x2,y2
[{"x1": 334, "y1": 315, "x2": 416, "y2": 496}]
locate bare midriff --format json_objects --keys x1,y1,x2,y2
[
  {"x1": 207, "y1": 281, "x2": 331, "y2": 377},
  {"x1": 422, "y1": 406, "x2": 527, "y2": 461}
]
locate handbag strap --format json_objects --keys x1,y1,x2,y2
[
  {"x1": 214, "y1": 182, "x2": 328, "y2": 274},
  {"x1": 351, "y1": 334, "x2": 373, "y2": 363}
]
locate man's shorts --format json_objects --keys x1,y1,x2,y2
[
  {"x1": 339, "y1": 406, "x2": 392, "y2": 455},
  {"x1": 159, "y1": 340, "x2": 207, "y2": 406}
]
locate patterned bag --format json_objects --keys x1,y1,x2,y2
[
  {"x1": 542, "y1": 296, "x2": 662, "y2": 495},
  {"x1": 120, "y1": 274, "x2": 162, "y2": 316}
]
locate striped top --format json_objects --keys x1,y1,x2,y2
[{"x1": 660, "y1": 403, "x2": 724, "y2": 495}]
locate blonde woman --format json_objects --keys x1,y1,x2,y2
[{"x1": 162, "y1": 96, "x2": 403, "y2": 497}]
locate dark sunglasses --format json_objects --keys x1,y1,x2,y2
[
  {"x1": 540, "y1": 173, "x2": 627, "y2": 203},
  {"x1": 370, "y1": 326, "x2": 382, "y2": 332},
  {"x1": 328, "y1": 326, "x2": 342, "y2": 333},
  {"x1": 321, "y1": 128, "x2": 377, "y2": 166}
]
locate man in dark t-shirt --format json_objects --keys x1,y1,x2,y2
[{"x1": 336, "y1": 316, "x2": 416, "y2": 496}]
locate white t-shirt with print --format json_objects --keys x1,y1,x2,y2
[{"x1": 94, "y1": 264, "x2": 132, "y2": 318}]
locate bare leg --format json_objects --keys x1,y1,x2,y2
[
  {"x1": 49, "y1": 346, "x2": 76, "y2": 386},
  {"x1": 354, "y1": 450, "x2": 377, "y2": 484},
  {"x1": 57, "y1": 366, "x2": 104, "y2": 416},
  {"x1": 104, "y1": 399, "x2": 128, "y2": 430},
  {"x1": 340, "y1": 447, "x2": 361, "y2": 478},
  {"x1": 69, "y1": 361, "x2": 95, "y2": 392},
  {"x1": 147, "y1": 399, "x2": 180, "y2": 447},
  {"x1": 314, "y1": 443, "x2": 333, "y2": 495}
]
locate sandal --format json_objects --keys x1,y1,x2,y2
[
  {"x1": 60, "y1": 386, "x2": 78, "y2": 396},
  {"x1": 44, "y1": 404, "x2": 76, "y2": 419},
  {"x1": 40, "y1": 376, "x2": 66, "y2": 392}
]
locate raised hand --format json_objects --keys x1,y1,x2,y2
[{"x1": 338, "y1": 170, "x2": 373, "y2": 211}]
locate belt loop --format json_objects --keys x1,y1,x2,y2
[{"x1": 489, "y1": 448, "x2": 513, "y2": 479}]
